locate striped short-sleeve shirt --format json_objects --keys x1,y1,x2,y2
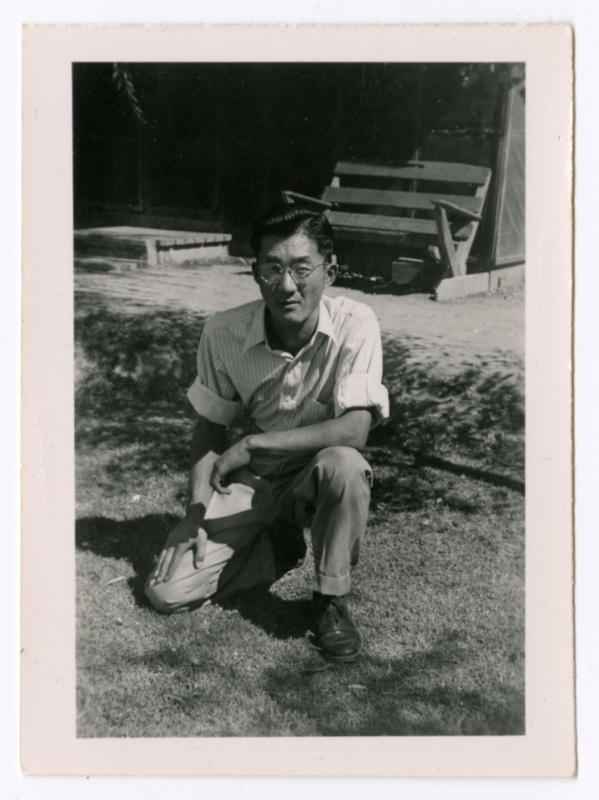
[{"x1": 187, "y1": 294, "x2": 389, "y2": 432}]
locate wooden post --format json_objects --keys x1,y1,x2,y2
[{"x1": 433, "y1": 204, "x2": 461, "y2": 276}]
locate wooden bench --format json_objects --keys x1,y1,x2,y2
[{"x1": 283, "y1": 159, "x2": 492, "y2": 280}]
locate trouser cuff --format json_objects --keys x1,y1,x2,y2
[{"x1": 315, "y1": 571, "x2": 351, "y2": 595}]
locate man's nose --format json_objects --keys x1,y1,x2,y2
[{"x1": 278, "y1": 269, "x2": 297, "y2": 293}]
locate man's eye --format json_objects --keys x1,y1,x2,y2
[{"x1": 294, "y1": 265, "x2": 312, "y2": 277}]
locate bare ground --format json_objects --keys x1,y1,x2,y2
[{"x1": 75, "y1": 260, "x2": 523, "y2": 373}]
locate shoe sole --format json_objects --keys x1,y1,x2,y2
[{"x1": 320, "y1": 646, "x2": 362, "y2": 664}]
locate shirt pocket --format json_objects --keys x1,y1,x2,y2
[{"x1": 301, "y1": 398, "x2": 331, "y2": 426}]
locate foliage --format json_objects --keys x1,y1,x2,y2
[{"x1": 111, "y1": 63, "x2": 147, "y2": 124}]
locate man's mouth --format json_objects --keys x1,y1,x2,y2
[{"x1": 277, "y1": 298, "x2": 301, "y2": 308}]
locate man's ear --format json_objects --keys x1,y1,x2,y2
[{"x1": 324, "y1": 260, "x2": 338, "y2": 287}]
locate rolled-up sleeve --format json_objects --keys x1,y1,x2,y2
[
  {"x1": 333, "y1": 308, "x2": 389, "y2": 425},
  {"x1": 186, "y1": 323, "x2": 242, "y2": 426}
]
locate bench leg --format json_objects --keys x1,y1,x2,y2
[{"x1": 433, "y1": 205, "x2": 466, "y2": 277}]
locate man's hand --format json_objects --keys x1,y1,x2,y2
[
  {"x1": 210, "y1": 436, "x2": 252, "y2": 494},
  {"x1": 150, "y1": 514, "x2": 208, "y2": 584}
]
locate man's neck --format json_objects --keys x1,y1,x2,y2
[{"x1": 265, "y1": 307, "x2": 320, "y2": 356}]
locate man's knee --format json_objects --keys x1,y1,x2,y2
[
  {"x1": 314, "y1": 446, "x2": 372, "y2": 494},
  {"x1": 144, "y1": 575, "x2": 208, "y2": 614}
]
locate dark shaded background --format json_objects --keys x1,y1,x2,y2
[{"x1": 73, "y1": 62, "x2": 513, "y2": 247}]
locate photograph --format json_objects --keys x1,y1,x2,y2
[
  {"x1": 20, "y1": 23, "x2": 574, "y2": 777},
  {"x1": 73, "y1": 60, "x2": 526, "y2": 738}
]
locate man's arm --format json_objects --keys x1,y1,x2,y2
[
  {"x1": 187, "y1": 415, "x2": 227, "y2": 509},
  {"x1": 248, "y1": 408, "x2": 372, "y2": 452},
  {"x1": 151, "y1": 415, "x2": 226, "y2": 583},
  {"x1": 210, "y1": 409, "x2": 372, "y2": 493}
]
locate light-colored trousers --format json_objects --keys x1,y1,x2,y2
[{"x1": 145, "y1": 446, "x2": 372, "y2": 613}]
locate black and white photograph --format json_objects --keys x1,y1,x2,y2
[
  {"x1": 73, "y1": 59, "x2": 526, "y2": 739},
  {"x1": 19, "y1": 23, "x2": 574, "y2": 778}
]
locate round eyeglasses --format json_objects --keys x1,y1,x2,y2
[{"x1": 256, "y1": 260, "x2": 328, "y2": 286}]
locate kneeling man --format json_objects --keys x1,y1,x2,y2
[{"x1": 146, "y1": 204, "x2": 389, "y2": 662}]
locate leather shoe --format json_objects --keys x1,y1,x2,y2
[{"x1": 313, "y1": 592, "x2": 362, "y2": 663}]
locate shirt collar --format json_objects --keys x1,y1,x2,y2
[
  {"x1": 243, "y1": 299, "x2": 338, "y2": 352},
  {"x1": 244, "y1": 302, "x2": 268, "y2": 350},
  {"x1": 317, "y1": 298, "x2": 337, "y2": 345}
]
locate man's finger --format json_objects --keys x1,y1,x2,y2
[
  {"x1": 153, "y1": 548, "x2": 169, "y2": 581},
  {"x1": 157, "y1": 546, "x2": 176, "y2": 582},
  {"x1": 210, "y1": 468, "x2": 222, "y2": 492},
  {"x1": 157, "y1": 547, "x2": 174, "y2": 581},
  {"x1": 211, "y1": 468, "x2": 232, "y2": 495},
  {"x1": 164, "y1": 544, "x2": 187, "y2": 582},
  {"x1": 193, "y1": 530, "x2": 208, "y2": 568}
]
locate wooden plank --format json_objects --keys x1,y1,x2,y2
[
  {"x1": 333, "y1": 229, "x2": 432, "y2": 247},
  {"x1": 335, "y1": 160, "x2": 491, "y2": 186},
  {"x1": 431, "y1": 199, "x2": 482, "y2": 221},
  {"x1": 322, "y1": 186, "x2": 484, "y2": 215},
  {"x1": 327, "y1": 211, "x2": 438, "y2": 237},
  {"x1": 281, "y1": 190, "x2": 333, "y2": 209},
  {"x1": 433, "y1": 205, "x2": 461, "y2": 276}
]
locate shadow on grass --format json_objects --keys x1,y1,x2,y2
[
  {"x1": 380, "y1": 335, "x2": 525, "y2": 476},
  {"x1": 215, "y1": 589, "x2": 314, "y2": 640},
  {"x1": 75, "y1": 306, "x2": 209, "y2": 480},
  {"x1": 77, "y1": 407, "x2": 193, "y2": 481},
  {"x1": 118, "y1": 628, "x2": 525, "y2": 736},
  {"x1": 75, "y1": 300, "x2": 524, "y2": 484},
  {"x1": 76, "y1": 514, "x2": 315, "y2": 639},
  {"x1": 414, "y1": 452, "x2": 525, "y2": 493},
  {"x1": 369, "y1": 463, "x2": 439, "y2": 512},
  {"x1": 75, "y1": 306, "x2": 207, "y2": 419},
  {"x1": 264, "y1": 630, "x2": 525, "y2": 736},
  {"x1": 76, "y1": 514, "x2": 178, "y2": 608}
]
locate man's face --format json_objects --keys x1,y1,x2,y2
[{"x1": 253, "y1": 231, "x2": 336, "y2": 329}]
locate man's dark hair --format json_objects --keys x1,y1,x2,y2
[{"x1": 250, "y1": 204, "x2": 335, "y2": 261}]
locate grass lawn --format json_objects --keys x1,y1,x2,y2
[{"x1": 75, "y1": 293, "x2": 524, "y2": 737}]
